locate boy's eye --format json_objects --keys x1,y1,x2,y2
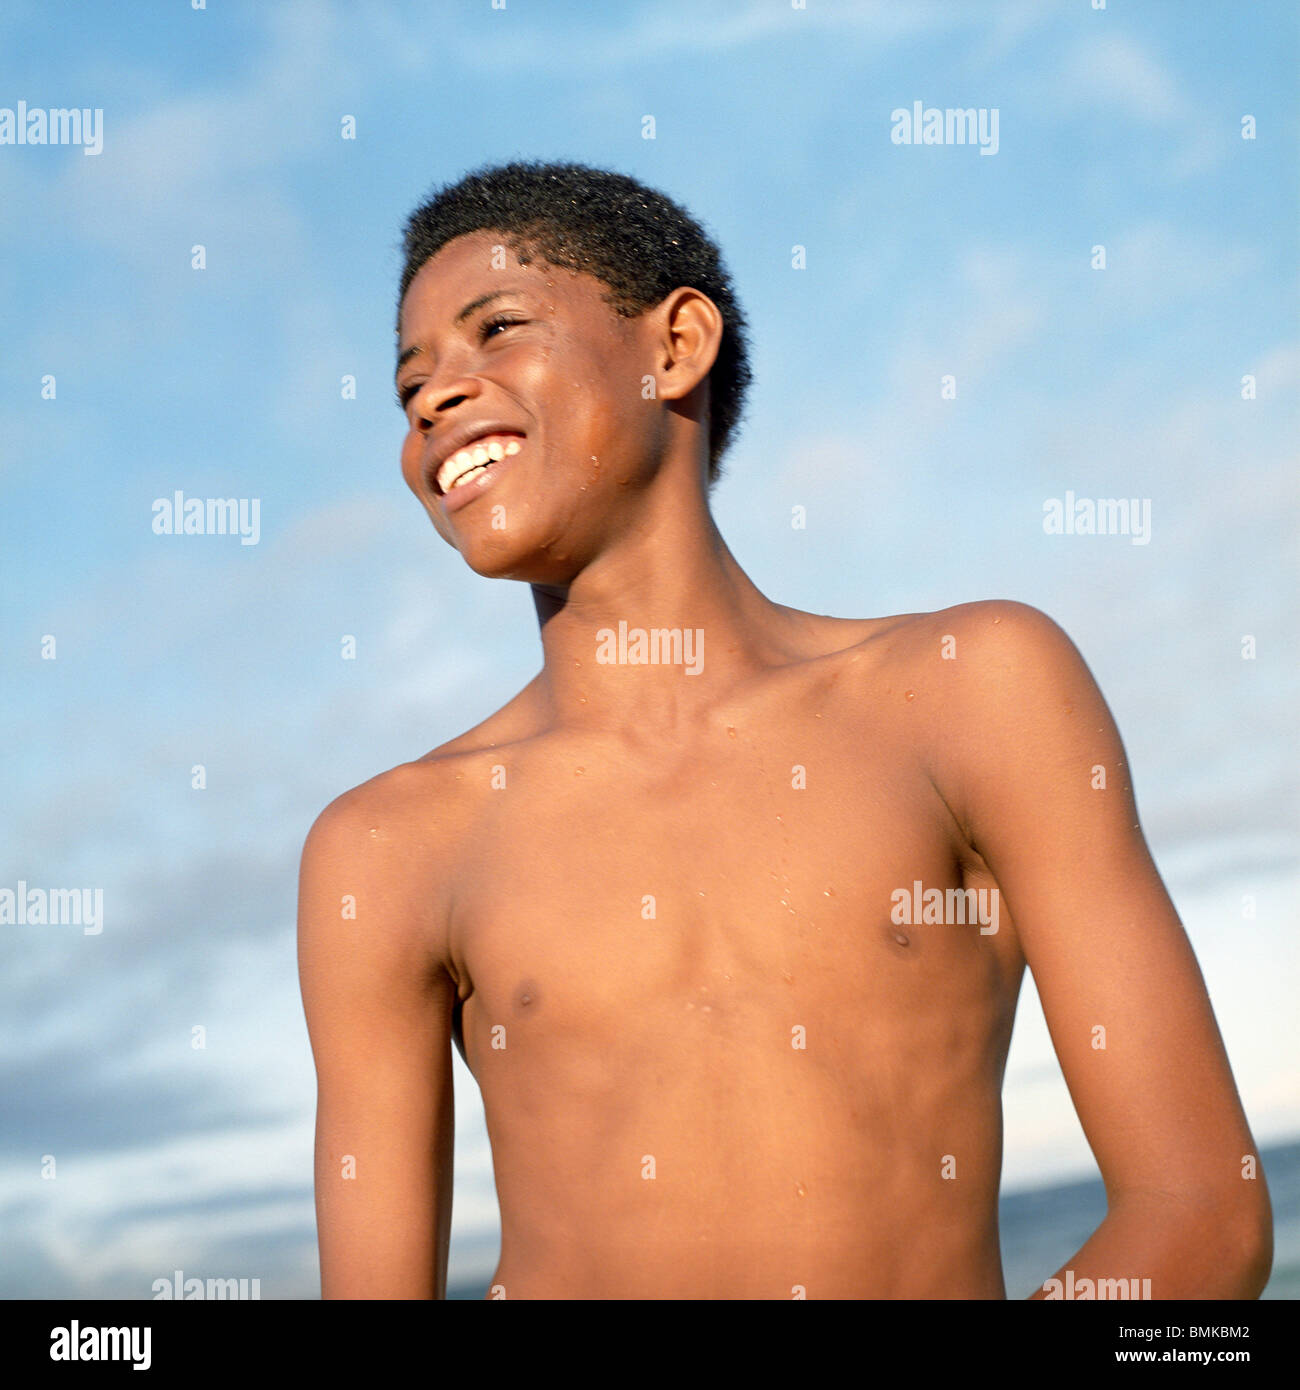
[
  {"x1": 395, "y1": 315, "x2": 527, "y2": 411},
  {"x1": 479, "y1": 312, "x2": 526, "y2": 341}
]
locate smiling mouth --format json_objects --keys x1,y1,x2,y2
[{"x1": 434, "y1": 434, "x2": 524, "y2": 494}]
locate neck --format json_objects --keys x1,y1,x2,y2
[{"x1": 529, "y1": 472, "x2": 810, "y2": 734}]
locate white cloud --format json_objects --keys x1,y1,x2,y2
[
  {"x1": 1255, "y1": 341, "x2": 1300, "y2": 394},
  {"x1": 1103, "y1": 221, "x2": 1258, "y2": 311},
  {"x1": 40, "y1": 2, "x2": 356, "y2": 277},
  {"x1": 1055, "y1": 33, "x2": 1189, "y2": 123},
  {"x1": 1022, "y1": 28, "x2": 1229, "y2": 181},
  {"x1": 962, "y1": 0, "x2": 1055, "y2": 68}
]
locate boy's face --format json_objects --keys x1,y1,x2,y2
[{"x1": 396, "y1": 230, "x2": 669, "y2": 583}]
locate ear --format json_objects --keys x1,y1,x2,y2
[{"x1": 652, "y1": 288, "x2": 723, "y2": 402}]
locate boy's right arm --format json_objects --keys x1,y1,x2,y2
[{"x1": 297, "y1": 781, "x2": 456, "y2": 1299}]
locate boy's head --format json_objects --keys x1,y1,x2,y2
[{"x1": 397, "y1": 160, "x2": 751, "y2": 488}]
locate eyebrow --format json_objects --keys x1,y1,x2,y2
[{"x1": 394, "y1": 288, "x2": 520, "y2": 380}]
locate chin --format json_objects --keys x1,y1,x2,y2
[
  {"x1": 460, "y1": 551, "x2": 524, "y2": 580},
  {"x1": 459, "y1": 538, "x2": 585, "y2": 587},
  {"x1": 456, "y1": 536, "x2": 548, "y2": 582}
]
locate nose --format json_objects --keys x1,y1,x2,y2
[{"x1": 412, "y1": 371, "x2": 481, "y2": 429}]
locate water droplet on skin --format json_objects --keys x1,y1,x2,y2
[
  {"x1": 574, "y1": 767, "x2": 585, "y2": 777},
  {"x1": 796, "y1": 1182, "x2": 807, "y2": 1198},
  {"x1": 822, "y1": 888, "x2": 835, "y2": 898},
  {"x1": 726, "y1": 726, "x2": 737, "y2": 738},
  {"x1": 904, "y1": 689, "x2": 915, "y2": 702},
  {"x1": 992, "y1": 616, "x2": 1001, "y2": 624}
]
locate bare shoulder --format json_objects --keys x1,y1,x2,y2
[
  {"x1": 298, "y1": 741, "x2": 503, "y2": 978},
  {"x1": 303, "y1": 674, "x2": 545, "y2": 863},
  {"x1": 923, "y1": 598, "x2": 1102, "y2": 723},
  {"x1": 298, "y1": 677, "x2": 546, "y2": 959},
  {"x1": 828, "y1": 600, "x2": 1111, "y2": 829},
  {"x1": 776, "y1": 601, "x2": 1095, "y2": 737},
  {"x1": 304, "y1": 755, "x2": 461, "y2": 863},
  {"x1": 845, "y1": 599, "x2": 1093, "y2": 704}
]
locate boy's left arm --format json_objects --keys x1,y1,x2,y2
[{"x1": 942, "y1": 601, "x2": 1272, "y2": 1299}]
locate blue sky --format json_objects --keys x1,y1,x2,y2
[{"x1": 2, "y1": 0, "x2": 1296, "y2": 1296}]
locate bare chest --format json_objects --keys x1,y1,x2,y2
[{"x1": 444, "y1": 712, "x2": 1019, "y2": 1073}]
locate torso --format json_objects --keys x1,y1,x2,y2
[{"x1": 414, "y1": 612, "x2": 1026, "y2": 1297}]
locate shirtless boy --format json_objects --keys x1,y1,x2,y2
[{"x1": 298, "y1": 160, "x2": 1272, "y2": 1300}]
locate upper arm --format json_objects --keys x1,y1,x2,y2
[
  {"x1": 942, "y1": 602, "x2": 1266, "y2": 1225},
  {"x1": 297, "y1": 776, "x2": 456, "y2": 1299}
]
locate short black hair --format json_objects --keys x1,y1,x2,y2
[{"x1": 398, "y1": 159, "x2": 752, "y2": 484}]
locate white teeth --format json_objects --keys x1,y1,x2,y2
[{"x1": 436, "y1": 434, "x2": 523, "y2": 494}]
